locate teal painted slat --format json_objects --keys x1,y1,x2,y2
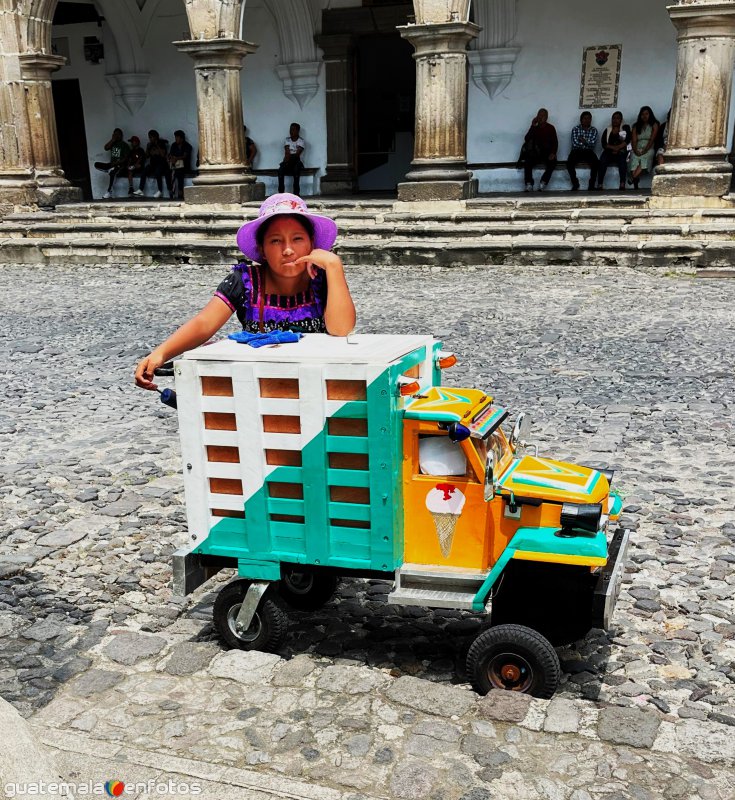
[
  {"x1": 328, "y1": 502, "x2": 371, "y2": 521},
  {"x1": 267, "y1": 467, "x2": 304, "y2": 483},
  {"x1": 199, "y1": 517, "x2": 247, "y2": 558},
  {"x1": 332, "y1": 401, "x2": 368, "y2": 419},
  {"x1": 270, "y1": 521, "x2": 307, "y2": 544},
  {"x1": 266, "y1": 497, "x2": 305, "y2": 516},
  {"x1": 326, "y1": 555, "x2": 372, "y2": 570},
  {"x1": 272, "y1": 536, "x2": 307, "y2": 555},
  {"x1": 328, "y1": 538, "x2": 371, "y2": 561},
  {"x1": 330, "y1": 524, "x2": 371, "y2": 546},
  {"x1": 326, "y1": 435, "x2": 369, "y2": 454},
  {"x1": 300, "y1": 408, "x2": 330, "y2": 566},
  {"x1": 327, "y1": 468, "x2": 371, "y2": 488}
]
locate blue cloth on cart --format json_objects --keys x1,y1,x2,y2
[{"x1": 228, "y1": 330, "x2": 303, "y2": 348}]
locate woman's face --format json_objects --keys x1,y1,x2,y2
[
  {"x1": 640, "y1": 109, "x2": 650, "y2": 123},
  {"x1": 259, "y1": 216, "x2": 313, "y2": 276},
  {"x1": 612, "y1": 114, "x2": 622, "y2": 126}
]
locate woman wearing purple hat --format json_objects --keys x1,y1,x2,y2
[{"x1": 135, "y1": 193, "x2": 356, "y2": 390}]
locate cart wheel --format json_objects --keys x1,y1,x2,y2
[
  {"x1": 213, "y1": 580, "x2": 287, "y2": 652},
  {"x1": 466, "y1": 624, "x2": 560, "y2": 699},
  {"x1": 278, "y1": 570, "x2": 338, "y2": 611}
]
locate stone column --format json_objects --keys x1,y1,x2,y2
[
  {"x1": 652, "y1": 1, "x2": 735, "y2": 198},
  {"x1": 315, "y1": 34, "x2": 357, "y2": 195},
  {"x1": 19, "y1": 52, "x2": 81, "y2": 204},
  {"x1": 174, "y1": 38, "x2": 262, "y2": 204},
  {"x1": 0, "y1": 7, "x2": 36, "y2": 206},
  {"x1": 397, "y1": 21, "x2": 480, "y2": 201}
]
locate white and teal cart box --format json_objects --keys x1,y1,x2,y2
[{"x1": 173, "y1": 334, "x2": 441, "y2": 593}]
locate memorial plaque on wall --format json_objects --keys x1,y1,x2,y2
[{"x1": 579, "y1": 44, "x2": 622, "y2": 108}]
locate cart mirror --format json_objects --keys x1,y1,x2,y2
[
  {"x1": 484, "y1": 451, "x2": 496, "y2": 502},
  {"x1": 509, "y1": 412, "x2": 531, "y2": 450}
]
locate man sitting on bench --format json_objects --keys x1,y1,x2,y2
[
  {"x1": 94, "y1": 128, "x2": 130, "y2": 199},
  {"x1": 567, "y1": 111, "x2": 599, "y2": 192},
  {"x1": 277, "y1": 122, "x2": 305, "y2": 196}
]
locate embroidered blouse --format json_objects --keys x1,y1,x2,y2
[{"x1": 214, "y1": 263, "x2": 327, "y2": 334}]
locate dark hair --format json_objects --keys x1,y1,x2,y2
[
  {"x1": 148, "y1": 129, "x2": 159, "y2": 138},
  {"x1": 174, "y1": 130, "x2": 185, "y2": 139},
  {"x1": 634, "y1": 106, "x2": 658, "y2": 135},
  {"x1": 580, "y1": 111, "x2": 592, "y2": 122},
  {"x1": 113, "y1": 127, "x2": 123, "y2": 135},
  {"x1": 255, "y1": 214, "x2": 314, "y2": 252},
  {"x1": 290, "y1": 122, "x2": 301, "y2": 131}
]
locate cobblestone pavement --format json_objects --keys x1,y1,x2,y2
[{"x1": 1, "y1": 263, "x2": 734, "y2": 799}]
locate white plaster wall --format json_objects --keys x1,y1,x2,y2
[
  {"x1": 240, "y1": 1, "x2": 327, "y2": 197},
  {"x1": 467, "y1": 0, "x2": 682, "y2": 191},
  {"x1": 51, "y1": 20, "x2": 118, "y2": 199}
]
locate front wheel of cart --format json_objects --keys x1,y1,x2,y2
[
  {"x1": 213, "y1": 580, "x2": 287, "y2": 652},
  {"x1": 466, "y1": 624, "x2": 560, "y2": 699},
  {"x1": 278, "y1": 569, "x2": 339, "y2": 611}
]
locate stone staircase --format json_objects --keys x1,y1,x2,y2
[{"x1": 1, "y1": 195, "x2": 734, "y2": 268}]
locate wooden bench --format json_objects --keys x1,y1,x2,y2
[{"x1": 252, "y1": 167, "x2": 319, "y2": 195}]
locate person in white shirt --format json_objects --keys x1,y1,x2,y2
[{"x1": 277, "y1": 123, "x2": 305, "y2": 195}]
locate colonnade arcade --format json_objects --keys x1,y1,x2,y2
[{"x1": 1, "y1": 0, "x2": 734, "y2": 206}]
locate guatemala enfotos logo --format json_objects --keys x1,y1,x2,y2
[{"x1": 4, "y1": 778, "x2": 202, "y2": 796}]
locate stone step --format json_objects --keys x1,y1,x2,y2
[{"x1": 2, "y1": 233, "x2": 734, "y2": 269}]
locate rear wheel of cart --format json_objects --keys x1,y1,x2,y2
[
  {"x1": 213, "y1": 580, "x2": 287, "y2": 652},
  {"x1": 278, "y1": 569, "x2": 338, "y2": 611},
  {"x1": 466, "y1": 623, "x2": 560, "y2": 699}
]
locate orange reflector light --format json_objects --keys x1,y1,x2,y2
[
  {"x1": 437, "y1": 351, "x2": 457, "y2": 369},
  {"x1": 398, "y1": 378, "x2": 421, "y2": 396}
]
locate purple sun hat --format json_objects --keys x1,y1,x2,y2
[{"x1": 236, "y1": 193, "x2": 338, "y2": 262}]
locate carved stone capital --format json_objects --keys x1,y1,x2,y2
[
  {"x1": 105, "y1": 72, "x2": 151, "y2": 115},
  {"x1": 275, "y1": 61, "x2": 321, "y2": 109},
  {"x1": 18, "y1": 53, "x2": 66, "y2": 81},
  {"x1": 398, "y1": 21, "x2": 480, "y2": 56},
  {"x1": 468, "y1": 46, "x2": 521, "y2": 98},
  {"x1": 173, "y1": 38, "x2": 258, "y2": 68}
]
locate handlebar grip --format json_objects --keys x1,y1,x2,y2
[{"x1": 160, "y1": 388, "x2": 178, "y2": 409}]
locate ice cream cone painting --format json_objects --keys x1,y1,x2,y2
[{"x1": 426, "y1": 483, "x2": 466, "y2": 558}]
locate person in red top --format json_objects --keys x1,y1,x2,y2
[{"x1": 521, "y1": 108, "x2": 558, "y2": 192}]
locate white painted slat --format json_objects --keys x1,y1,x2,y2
[
  {"x1": 231, "y1": 364, "x2": 268, "y2": 502},
  {"x1": 195, "y1": 360, "x2": 236, "y2": 378},
  {"x1": 175, "y1": 360, "x2": 210, "y2": 546},
  {"x1": 253, "y1": 362, "x2": 300, "y2": 379},
  {"x1": 205, "y1": 462, "x2": 242, "y2": 479},
  {"x1": 261, "y1": 433, "x2": 303, "y2": 450},
  {"x1": 207, "y1": 493, "x2": 245, "y2": 511},
  {"x1": 202, "y1": 429, "x2": 240, "y2": 447},
  {"x1": 323, "y1": 364, "x2": 370, "y2": 381},
  {"x1": 259, "y1": 398, "x2": 301, "y2": 415},
  {"x1": 200, "y1": 396, "x2": 236, "y2": 413}
]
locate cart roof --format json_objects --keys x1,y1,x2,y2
[{"x1": 182, "y1": 334, "x2": 436, "y2": 364}]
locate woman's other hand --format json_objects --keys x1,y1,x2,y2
[{"x1": 135, "y1": 349, "x2": 166, "y2": 391}]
